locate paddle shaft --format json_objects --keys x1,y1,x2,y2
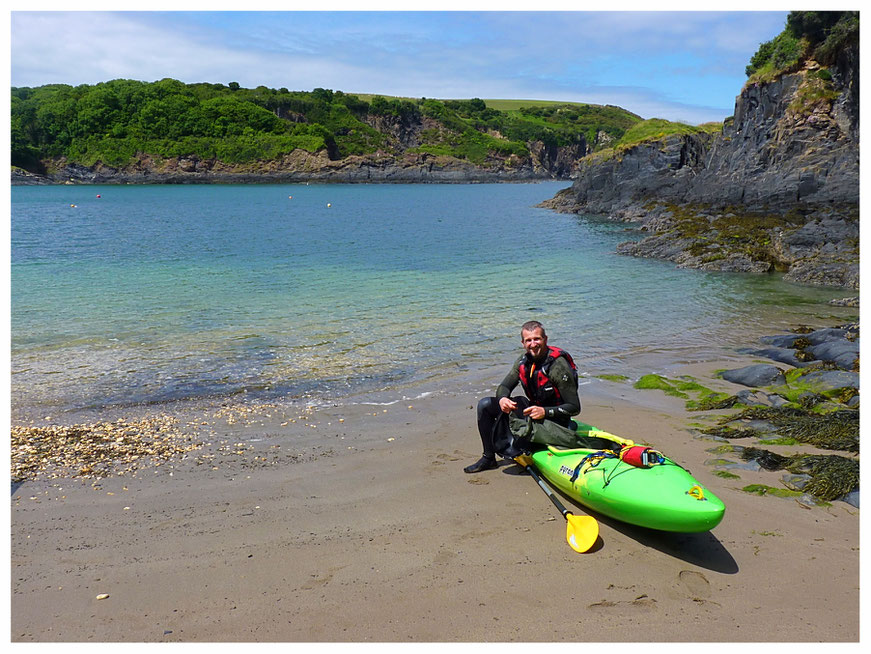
[{"x1": 525, "y1": 461, "x2": 572, "y2": 520}]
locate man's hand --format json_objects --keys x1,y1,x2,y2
[
  {"x1": 523, "y1": 405, "x2": 546, "y2": 420},
  {"x1": 498, "y1": 397, "x2": 518, "y2": 413}
]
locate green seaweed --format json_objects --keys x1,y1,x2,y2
[
  {"x1": 596, "y1": 374, "x2": 629, "y2": 383},
  {"x1": 687, "y1": 394, "x2": 743, "y2": 411},
  {"x1": 713, "y1": 470, "x2": 741, "y2": 480},
  {"x1": 771, "y1": 368, "x2": 859, "y2": 408},
  {"x1": 634, "y1": 373, "x2": 737, "y2": 411},
  {"x1": 730, "y1": 406, "x2": 858, "y2": 452},
  {"x1": 740, "y1": 447, "x2": 859, "y2": 501},
  {"x1": 741, "y1": 484, "x2": 803, "y2": 498},
  {"x1": 786, "y1": 455, "x2": 859, "y2": 501},
  {"x1": 702, "y1": 425, "x2": 764, "y2": 440},
  {"x1": 634, "y1": 374, "x2": 688, "y2": 398},
  {"x1": 758, "y1": 437, "x2": 802, "y2": 446},
  {"x1": 706, "y1": 457, "x2": 738, "y2": 466},
  {"x1": 647, "y1": 202, "x2": 806, "y2": 271}
]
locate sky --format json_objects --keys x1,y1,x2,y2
[{"x1": 7, "y1": 5, "x2": 795, "y2": 125}]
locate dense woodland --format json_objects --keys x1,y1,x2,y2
[{"x1": 10, "y1": 80, "x2": 644, "y2": 172}]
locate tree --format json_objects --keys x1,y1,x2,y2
[{"x1": 787, "y1": 11, "x2": 845, "y2": 45}]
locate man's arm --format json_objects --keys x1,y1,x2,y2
[
  {"x1": 495, "y1": 358, "x2": 521, "y2": 400},
  {"x1": 546, "y1": 357, "x2": 581, "y2": 418},
  {"x1": 494, "y1": 358, "x2": 522, "y2": 412}
]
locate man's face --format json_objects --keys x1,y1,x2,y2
[{"x1": 521, "y1": 328, "x2": 548, "y2": 360}]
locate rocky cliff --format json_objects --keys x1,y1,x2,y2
[
  {"x1": 12, "y1": 149, "x2": 569, "y2": 186},
  {"x1": 12, "y1": 143, "x2": 583, "y2": 186},
  {"x1": 12, "y1": 106, "x2": 589, "y2": 185},
  {"x1": 542, "y1": 47, "x2": 859, "y2": 290}
]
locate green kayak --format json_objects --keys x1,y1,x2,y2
[{"x1": 530, "y1": 422, "x2": 725, "y2": 533}]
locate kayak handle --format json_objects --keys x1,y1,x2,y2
[{"x1": 687, "y1": 485, "x2": 706, "y2": 501}]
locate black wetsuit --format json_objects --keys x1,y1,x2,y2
[{"x1": 475, "y1": 350, "x2": 581, "y2": 459}]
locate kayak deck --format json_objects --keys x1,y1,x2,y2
[{"x1": 530, "y1": 424, "x2": 725, "y2": 533}]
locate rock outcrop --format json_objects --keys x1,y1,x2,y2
[
  {"x1": 13, "y1": 148, "x2": 576, "y2": 185},
  {"x1": 542, "y1": 46, "x2": 859, "y2": 290},
  {"x1": 13, "y1": 109, "x2": 589, "y2": 186}
]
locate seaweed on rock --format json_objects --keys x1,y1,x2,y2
[
  {"x1": 736, "y1": 406, "x2": 858, "y2": 452},
  {"x1": 703, "y1": 425, "x2": 764, "y2": 440},
  {"x1": 689, "y1": 394, "x2": 744, "y2": 411},
  {"x1": 708, "y1": 405, "x2": 858, "y2": 452},
  {"x1": 740, "y1": 447, "x2": 859, "y2": 501}
]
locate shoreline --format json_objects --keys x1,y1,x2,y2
[
  {"x1": 10, "y1": 288, "x2": 858, "y2": 428},
  {"x1": 11, "y1": 165, "x2": 572, "y2": 187},
  {"x1": 10, "y1": 345, "x2": 860, "y2": 642}
]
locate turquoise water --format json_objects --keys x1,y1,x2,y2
[{"x1": 10, "y1": 183, "x2": 850, "y2": 420}]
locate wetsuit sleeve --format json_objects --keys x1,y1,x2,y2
[
  {"x1": 543, "y1": 357, "x2": 581, "y2": 420},
  {"x1": 495, "y1": 357, "x2": 522, "y2": 399}
]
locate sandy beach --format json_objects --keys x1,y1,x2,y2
[{"x1": 9, "y1": 352, "x2": 860, "y2": 644}]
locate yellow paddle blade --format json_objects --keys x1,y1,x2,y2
[
  {"x1": 565, "y1": 514, "x2": 599, "y2": 553},
  {"x1": 514, "y1": 453, "x2": 533, "y2": 468}
]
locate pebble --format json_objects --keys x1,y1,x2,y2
[{"x1": 11, "y1": 416, "x2": 203, "y2": 482}]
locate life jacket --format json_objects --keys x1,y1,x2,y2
[{"x1": 518, "y1": 346, "x2": 578, "y2": 406}]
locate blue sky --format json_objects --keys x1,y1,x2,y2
[{"x1": 9, "y1": 7, "x2": 791, "y2": 124}]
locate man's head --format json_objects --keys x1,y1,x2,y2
[{"x1": 520, "y1": 321, "x2": 548, "y2": 360}]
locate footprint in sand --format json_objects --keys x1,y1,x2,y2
[
  {"x1": 300, "y1": 565, "x2": 348, "y2": 590},
  {"x1": 431, "y1": 450, "x2": 470, "y2": 465},
  {"x1": 432, "y1": 450, "x2": 480, "y2": 469},
  {"x1": 677, "y1": 569, "x2": 711, "y2": 600}
]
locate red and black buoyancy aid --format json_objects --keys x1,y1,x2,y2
[{"x1": 518, "y1": 346, "x2": 578, "y2": 406}]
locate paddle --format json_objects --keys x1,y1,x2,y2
[{"x1": 514, "y1": 453, "x2": 599, "y2": 553}]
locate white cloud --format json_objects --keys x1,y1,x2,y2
[{"x1": 10, "y1": 10, "x2": 787, "y2": 123}]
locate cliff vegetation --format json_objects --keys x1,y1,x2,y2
[{"x1": 11, "y1": 80, "x2": 640, "y2": 182}]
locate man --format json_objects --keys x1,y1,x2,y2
[{"x1": 464, "y1": 320, "x2": 581, "y2": 473}]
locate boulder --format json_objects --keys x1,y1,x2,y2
[
  {"x1": 798, "y1": 370, "x2": 859, "y2": 393},
  {"x1": 808, "y1": 340, "x2": 859, "y2": 370},
  {"x1": 842, "y1": 490, "x2": 859, "y2": 508},
  {"x1": 806, "y1": 327, "x2": 849, "y2": 345},
  {"x1": 719, "y1": 364, "x2": 786, "y2": 388},
  {"x1": 734, "y1": 389, "x2": 774, "y2": 407},
  {"x1": 760, "y1": 334, "x2": 804, "y2": 348},
  {"x1": 741, "y1": 347, "x2": 810, "y2": 368}
]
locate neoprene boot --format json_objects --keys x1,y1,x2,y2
[{"x1": 463, "y1": 455, "x2": 498, "y2": 473}]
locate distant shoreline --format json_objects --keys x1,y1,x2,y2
[{"x1": 11, "y1": 163, "x2": 571, "y2": 187}]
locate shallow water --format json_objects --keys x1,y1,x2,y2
[{"x1": 10, "y1": 182, "x2": 853, "y2": 421}]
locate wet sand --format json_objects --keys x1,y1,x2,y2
[{"x1": 9, "y1": 363, "x2": 859, "y2": 643}]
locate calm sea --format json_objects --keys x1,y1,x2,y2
[{"x1": 10, "y1": 182, "x2": 852, "y2": 422}]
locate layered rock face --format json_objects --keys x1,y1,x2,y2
[
  {"x1": 686, "y1": 62, "x2": 858, "y2": 209},
  {"x1": 13, "y1": 149, "x2": 568, "y2": 185},
  {"x1": 13, "y1": 109, "x2": 589, "y2": 185},
  {"x1": 543, "y1": 47, "x2": 859, "y2": 289}
]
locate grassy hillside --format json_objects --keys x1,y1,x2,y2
[
  {"x1": 11, "y1": 81, "x2": 644, "y2": 171},
  {"x1": 616, "y1": 119, "x2": 723, "y2": 149}
]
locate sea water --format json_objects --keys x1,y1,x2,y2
[{"x1": 10, "y1": 182, "x2": 852, "y2": 421}]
